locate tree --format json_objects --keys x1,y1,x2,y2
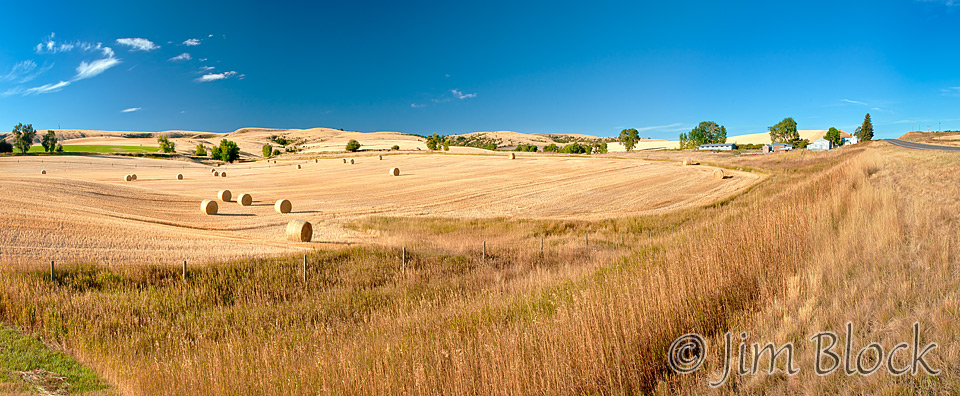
[
  {"x1": 211, "y1": 139, "x2": 240, "y2": 162},
  {"x1": 195, "y1": 144, "x2": 207, "y2": 156},
  {"x1": 262, "y1": 144, "x2": 273, "y2": 157},
  {"x1": 272, "y1": 149, "x2": 280, "y2": 156},
  {"x1": 824, "y1": 127, "x2": 843, "y2": 147},
  {"x1": 618, "y1": 128, "x2": 639, "y2": 151},
  {"x1": 543, "y1": 143, "x2": 559, "y2": 152},
  {"x1": 157, "y1": 136, "x2": 176, "y2": 153},
  {"x1": 391, "y1": 145, "x2": 400, "y2": 150},
  {"x1": 857, "y1": 113, "x2": 874, "y2": 141},
  {"x1": 11, "y1": 123, "x2": 36, "y2": 154},
  {"x1": 593, "y1": 142, "x2": 608, "y2": 154},
  {"x1": 768, "y1": 117, "x2": 799, "y2": 143},
  {"x1": 345, "y1": 139, "x2": 361, "y2": 152},
  {"x1": 681, "y1": 121, "x2": 727, "y2": 149},
  {"x1": 426, "y1": 133, "x2": 442, "y2": 150},
  {"x1": 55, "y1": 143, "x2": 63, "y2": 152},
  {"x1": 442, "y1": 139, "x2": 450, "y2": 151},
  {"x1": 0, "y1": 139, "x2": 12, "y2": 153},
  {"x1": 41, "y1": 130, "x2": 58, "y2": 152}
]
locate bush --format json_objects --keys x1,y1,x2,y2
[
  {"x1": 391, "y1": 145, "x2": 400, "y2": 151},
  {"x1": 0, "y1": 139, "x2": 12, "y2": 153},
  {"x1": 262, "y1": 144, "x2": 273, "y2": 157},
  {"x1": 346, "y1": 139, "x2": 361, "y2": 152},
  {"x1": 195, "y1": 144, "x2": 207, "y2": 156},
  {"x1": 514, "y1": 144, "x2": 539, "y2": 152},
  {"x1": 559, "y1": 142, "x2": 589, "y2": 154},
  {"x1": 157, "y1": 136, "x2": 176, "y2": 153},
  {"x1": 592, "y1": 142, "x2": 607, "y2": 154},
  {"x1": 543, "y1": 143, "x2": 559, "y2": 153},
  {"x1": 211, "y1": 139, "x2": 240, "y2": 162},
  {"x1": 272, "y1": 149, "x2": 281, "y2": 156}
]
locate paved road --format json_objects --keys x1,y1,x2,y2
[{"x1": 885, "y1": 139, "x2": 960, "y2": 152}]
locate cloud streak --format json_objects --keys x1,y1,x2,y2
[
  {"x1": 24, "y1": 81, "x2": 71, "y2": 95},
  {"x1": 121, "y1": 107, "x2": 141, "y2": 113},
  {"x1": 183, "y1": 38, "x2": 201, "y2": 46},
  {"x1": 75, "y1": 57, "x2": 121, "y2": 80},
  {"x1": 451, "y1": 89, "x2": 477, "y2": 99},
  {"x1": 169, "y1": 53, "x2": 192, "y2": 62},
  {"x1": 840, "y1": 98, "x2": 868, "y2": 105},
  {"x1": 196, "y1": 71, "x2": 237, "y2": 82},
  {"x1": 116, "y1": 38, "x2": 159, "y2": 51}
]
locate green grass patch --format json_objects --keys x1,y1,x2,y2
[
  {"x1": 0, "y1": 324, "x2": 109, "y2": 394},
  {"x1": 28, "y1": 144, "x2": 160, "y2": 153}
]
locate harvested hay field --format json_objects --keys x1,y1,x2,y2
[{"x1": 0, "y1": 154, "x2": 759, "y2": 263}]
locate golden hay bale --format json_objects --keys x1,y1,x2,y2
[
  {"x1": 286, "y1": 219, "x2": 312, "y2": 242},
  {"x1": 297, "y1": 164, "x2": 301, "y2": 169},
  {"x1": 237, "y1": 193, "x2": 252, "y2": 206},
  {"x1": 213, "y1": 171, "x2": 219, "y2": 177},
  {"x1": 41, "y1": 170, "x2": 46, "y2": 174},
  {"x1": 350, "y1": 159, "x2": 355, "y2": 164},
  {"x1": 713, "y1": 169, "x2": 725, "y2": 180},
  {"x1": 510, "y1": 152, "x2": 516, "y2": 159},
  {"x1": 176, "y1": 173, "x2": 183, "y2": 180},
  {"x1": 124, "y1": 174, "x2": 132, "y2": 182},
  {"x1": 389, "y1": 167, "x2": 400, "y2": 176},
  {"x1": 275, "y1": 199, "x2": 292, "y2": 214},
  {"x1": 315, "y1": 159, "x2": 318, "y2": 163},
  {"x1": 200, "y1": 199, "x2": 218, "y2": 215},
  {"x1": 378, "y1": 155, "x2": 383, "y2": 160},
  {"x1": 343, "y1": 159, "x2": 347, "y2": 163},
  {"x1": 220, "y1": 171, "x2": 226, "y2": 177},
  {"x1": 218, "y1": 190, "x2": 232, "y2": 202},
  {"x1": 683, "y1": 158, "x2": 695, "y2": 166},
  {"x1": 130, "y1": 174, "x2": 137, "y2": 181},
  {"x1": 210, "y1": 169, "x2": 216, "y2": 173}
]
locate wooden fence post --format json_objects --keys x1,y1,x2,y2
[
  {"x1": 401, "y1": 247, "x2": 406, "y2": 273},
  {"x1": 50, "y1": 260, "x2": 55, "y2": 282},
  {"x1": 482, "y1": 241, "x2": 486, "y2": 261},
  {"x1": 302, "y1": 254, "x2": 307, "y2": 283}
]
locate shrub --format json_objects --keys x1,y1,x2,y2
[
  {"x1": 346, "y1": 139, "x2": 361, "y2": 152},
  {"x1": 262, "y1": 144, "x2": 273, "y2": 157},
  {"x1": 391, "y1": 145, "x2": 400, "y2": 151},
  {"x1": 0, "y1": 139, "x2": 12, "y2": 153},
  {"x1": 195, "y1": 144, "x2": 207, "y2": 156},
  {"x1": 272, "y1": 149, "x2": 281, "y2": 156},
  {"x1": 157, "y1": 136, "x2": 176, "y2": 153},
  {"x1": 211, "y1": 139, "x2": 240, "y2": 162},
  {"x1": 55, "y1": 143, "x2": 63, "y2": 153},
  {"x1": 514, "y1": 144, "x2": 539, "y2": 152},
  {"x1": 559, "y1": 142, "x2": 589, "y2": 154},
  {"x1": 543, "y1": 143, "x2": 559, "y2": 153}
]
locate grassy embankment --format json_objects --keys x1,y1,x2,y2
[{"x1": 0, "y1": 142, "x2": 956, "y2": 394}]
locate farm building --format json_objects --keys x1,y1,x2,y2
[
  {"x1": 808, "y1": 138, "x2": 834, "y2": 151},
  {"x1": 761, "y1": 142, "x2": 794, "y2": 154},
  {"x1": 698, "y1": 143, "x2": 738, "y2": 151},
  {"x1": 842, "y1": 136, "x2": 859, "y2": 145}
]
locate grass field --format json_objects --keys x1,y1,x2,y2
[
  {"x1": 0, "y1": 143, "x2": 956, "y2": 394},
  {"x1": 26, "y1": 144, "x2": 160, "y2": 153},
  {"x1": 0, "y1": 325, "x2": 109, "y2": 394}
]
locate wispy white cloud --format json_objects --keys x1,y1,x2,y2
[
  {"x1": 169, "y1": 52, "x2": 192, "y2": 62},
  {"x1": 75, "y1": 57, "x2": 120, "y2": 80},
  {"x1": 24, "y1": 80, "x2": 71, "y2": 95},
  {"x1": 916, "y1": 0, "x2": 958, "y2": 6},
  {"x1": 34, "y1": 33, "x2": 75, "y2": 54},
  {"x1": 635, "y1": 123, "x2": 684, "y2": 132},
  {"x1": 451, "y1": 89, "x2": 477, "y2": 99},
  {"x1": 411, "y1": 103, "x2": 425, "y2": 108},
  {"x1": 115, "y1": 37, "x2": 159, "y2": 51},
  {"x1": 121, "y1": 107, "x2": 141, "y2": 113},
  {"x1": 196, "y1": 71, "x2": 237, "y2": 82},
  {"x1": 183, "y1": 38, "x2": 201, "y2": 46},
  {"x1": 940, "y1": 87, "x2": 960, "y2": 96},
  {"x1": 199, "y1": 58, "x2": 208, "y2": 62},
  {"x1": 199, "y1": 65, "x2": 215, "y2": 71},
  {"x1": 840, "y1": 98, "x2": 868, "y2": 105}
]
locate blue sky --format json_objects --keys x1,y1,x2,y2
[{"x1": 2, "y1": 0, "x2": 960, "y2": 139}]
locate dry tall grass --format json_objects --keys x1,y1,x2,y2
[{"x1": 0, "y1": 143, "x2": 956, "y2": 394}]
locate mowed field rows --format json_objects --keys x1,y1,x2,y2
[{"x1": 0, "y1": 153, "x2": 759, "y2": 264}]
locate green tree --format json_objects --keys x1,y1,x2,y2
[
  {"x1": 195, "y1": 144, "x2": 207, "y2": 156},
  {"x1": 55, "y1": 143, "x2": 63, "y2": 152},
  {"x1": 391, "y1": 145, "x2": 400, "y2": 150},
  {"x1": 618, "y1": 128, "x2": 639, "y2": 151},
  {"x1": 262, "y1": 144, "x2": 273, "y2": 157},
  {"x1": 272, "y1": 149, "x2": 281, "y2": 156},
  {"x1": 681, "y1": 121, "x2": 727, "y2": 149},
  {"x1": 442, "y1": 139, "x2": 450, "y2": 151},
  {"x1": 345, "y1": 139, "x2": 361, "y2": 152},
  {"x1": 768, "y1": 117, "x2": 799, "y2": 143},
  {"x1": 212, "y1": 139, "x2": 240, "y2": 162},
  {"x1": 0, "y1": 139, "x2": 12, "y2": 153},
  {"x1": 543, "y1": 143, "x2": 559, "y2": 152},
  {"x1": 11, "y1": 123, "x2": 36, "y2": 154},
  {"x1": 157, "y1": 136, "x2": 176, "y2": 153},
  {"x1": 857, "y1": 113, "x2": 874, "y2": 141},
  {"x1": 40, "y1": 130, "x2": 58, "y2": 152},
  {"x1": 425, "y1": 133, "x2": 442, "y2": 150},
  {"x1": 824, "y1": 127, "x2": 843, "y2": 147},
  {"x1": 593, "y1": 142, "x2": 608, "y2": 154},
  {"x1": 559, "y1": 142, "x2": 589, "y2": 154}
]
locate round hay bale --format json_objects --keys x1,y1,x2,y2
[
  {"x1": 378, "y1": 155, "x2": 383, "y2": 160},
  {"x1": 297, "y1": 164, "x2": 301, "y2": 169},
  {"x1": 237, "y1": 193, "x2": 252, "y2": 206},
  {"x1": 220, "y1": 171, "x2": 226, "y2": 177},
  {"x1": 683, "y1": 158, "x2": 692, "y2": 166},
  {"x1": 176, "y1": 173, "x2": 183, "y2": 180},
  {"x1": 343, "y1": 158, "x2": 347, "y2": 163},
  {"x1": 213, "y1": 171, "x2": 219, "y2": 177},
  {"x1": 510, "y1": 152, "x2": 516, "y2": 159},
  {"x1": 210, "y1": 168, "x2": 216, "y2": 174},
  {"x1": 130, "y1": 174, "x2": 137, "y2": 181},
  {"x1": 350, "y1": 159, "x2": 355, "y2": 164},
  {"x1": 200, "y1": 199, "x2": 218, "y2": 215},
  {"x1": 41, "y1": 170, "x2": 46, "y2": 174},
  {"x1": 218, "y1": 189, "x2": 232, "y2": 202},
  {"x1": 315, "y1": 159, "x2": 318, "y2": 163},
  {"x1": 275, "y1": 199, "x2": 292, "y2": 214},
  {"x1": 713, "y1": 169, "x2": 725, "y2": 180},
  {"x1": 286, "y1": 220, "x2": 313, "y2": 242},
  {"x1": 389, "y1": 167, "x2": 400, "y2": 176},
  {"x1": 124, "y1": 174, "x2": 132, "y2": 182}
]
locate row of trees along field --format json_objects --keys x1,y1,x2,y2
[{"x1": 0, "y1": 123, "x2": 63, "y2": 153}]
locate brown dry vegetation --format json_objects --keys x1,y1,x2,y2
[
  {"x1": 899, "y1": 130, "x2": 960, "y2": 147},
  {"x1": 0, "y1": 142, "x2": 957, "y2": 394}
]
